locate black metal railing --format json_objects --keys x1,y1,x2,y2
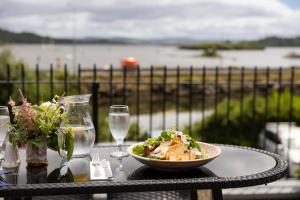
[{"x1": 1, "y1": 64, "x2": 299, "y2": 176}]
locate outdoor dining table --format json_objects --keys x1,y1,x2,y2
[{"x1": 0, "y1": 143, "x2": 287, "y2": 200}]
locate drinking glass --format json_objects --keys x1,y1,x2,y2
[
  {"x1": 109, "y1": 105, "x2": 129, "y2": 158},
  {"x1": 0, "y1": 106, "x2": 10, "y2": 160}
]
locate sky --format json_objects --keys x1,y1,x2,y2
[{"x1": 0, "y1": 0, "x2": 300, "y2": 40}]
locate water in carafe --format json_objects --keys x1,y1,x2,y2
[{"x1": 63, "y1": 94, "x2": 95, "y2": 157}]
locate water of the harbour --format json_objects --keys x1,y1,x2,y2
[{"x1": 1, "y1": 44, "x2": 300, "y2": 69}]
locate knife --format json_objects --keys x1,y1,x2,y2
[{"x1": 100, "y1": 159, "x2": 113, "y2": 178}]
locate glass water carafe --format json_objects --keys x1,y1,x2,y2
[{"x1": 63, "y1": 94, "x2": 95, "y2": 157}]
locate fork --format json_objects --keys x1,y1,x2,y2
[{"x1": 91, "y1": 153, "x2": 102, "y2": 177}]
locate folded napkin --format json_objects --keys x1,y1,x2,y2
[{"x1": 90, "y1": 159, "x2": 113, "y2": 181}]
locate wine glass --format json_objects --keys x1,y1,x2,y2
[
  {"x1": 0, "y1": 106, "x2": 10, "y2": 160},
  {"x1": 109, "y1": 105, "x2": 130, "y2": 158}
]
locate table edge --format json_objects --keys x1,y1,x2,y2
[{"x1": 0, "y1": 144, "x2": 288, "y2": 197}]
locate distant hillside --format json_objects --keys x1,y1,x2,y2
[
  {"x1": 2, "y1": 28, "x2": 300, "y2": 47},
  {"x1": 0, "y1": 29, "x2": 130, "y2": 44},
  {"x1": 0, "y1": 29, "x2": 71, "y2": 43},
  {"x1": 258, "y1": 36, "x2": 300, "y2": 47},
  {"x1": 180, "y1": 36, "x2": 300, "y2": 50}
]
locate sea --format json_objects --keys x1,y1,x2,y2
[{"x1": 0, "y1": 44, "x2": 300, "y2": 69}]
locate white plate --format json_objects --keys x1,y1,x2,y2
[{"x1": 127, "y1": 142, "x2": 221, "y2": 171}]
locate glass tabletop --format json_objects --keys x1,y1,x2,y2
[{"x1": 3, "y1": 144, "x2": 277, "y2": 185}]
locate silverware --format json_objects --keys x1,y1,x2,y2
[
  {"x1": 91, "y1": 153, "x2": 102, "y2": 178},
  {"x1": 90, "y1": 153, "x2": 113, "y2": 180},
  {"x1": 100, "y1": 159, "x2": 113, "y2": 178}
]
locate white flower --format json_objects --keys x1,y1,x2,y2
[
  {"x1": 41, "y1": 101, "x2": 52, "y2": 107},
  {"x1": 40, "y1": 101, "x2": 56, "y2": 110}
]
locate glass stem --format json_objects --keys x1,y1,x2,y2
[
  {"x1": 117, "y1": 158, "x2": 123, "y2": 170},
  {"x1": 118, "y1": 144, "x2": 122, "y2": 152}
]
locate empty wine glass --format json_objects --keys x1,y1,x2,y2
[
  {"x1": 109, "y1": 105, "x2": 129, "y2": 158},
  {"x1": 0, "y1": 106, "x2": 10, "y2": 160}
]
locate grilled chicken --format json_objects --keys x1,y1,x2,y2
[{"x1": 165, "y1": 143, "x2": 197, "y2": 161}]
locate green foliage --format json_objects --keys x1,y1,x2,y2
[
  {"x1": 201, "y1": 47, "x2": 219, "y2": 57},
  {"x1": 98, "y1": 119, "x2": 144, "y2": 142},
  {"x1": 126, "y1": 122, "x2": 140, "y2": 141},
  {"x1": 0, "y1": 49, "x2": 35, "y2": 103},
  {"x1": 180, "y1": 41, "x2": 264, "y2": 50},
  {"x1": 32, "y1": 97, "x2": 74, "y2": 160},
  {"x1": 0, "y1": 48, "x2": 79, "y2": 105},
  {"x1": 9, "y1": 94, "x2": 74, "y2": 160},
  {"x1": 193, "y1": 90, "x2": 300, "y2": 147},
  {"x1": 98, "y1": 116, "x2": 110, "y2": 142}
]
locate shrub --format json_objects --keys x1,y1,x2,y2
[
  {"x1": 0, "y1": 49, "x2": 35, "y2": 105},
  {"x1": 201, "y1": 47, "x2": 220, "y2": 57},
  {"x1": 0, "y1": 49, "x2": 79, "y2": 104},
  {"x1": 193, "y1": 90, "x2": 300, "y2": 147}
]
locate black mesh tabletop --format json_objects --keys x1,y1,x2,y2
[{"x1": 0, "y1": 144, "x2": 287, "y2": 197}]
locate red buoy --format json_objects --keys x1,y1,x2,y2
[{"x1": 121, "y1": 57, "x2": 139, "y2": 70}]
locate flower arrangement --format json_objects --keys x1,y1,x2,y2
[{"x1": 8, "y1": 90, "x2": 74, "y2": 166}]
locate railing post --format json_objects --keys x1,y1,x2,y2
[
  {"x1": 214, "y1": 66, "x2": 219, "y2": 122},
  {"x1": 109, "y1": 65, "x2": 113, "y2": 106},
  {"x1": 252, "y1": 67, "x2": 258, "y2": 143},
  {"x1": 162, "y1": 65, "x2": 167, "y2": 131},
  {"x1": 287, "y1": 66, "x2": 295, "y2": 178},
  {"x1": 149, "y1": 65, "x2": 154, "y2": 137},
  {"x1": 36, "y1": 64, "x2": 40, "y2": 103},
  {"x1": 275, "y1": 67, "x2": 282, "y2": 154},
  {"x1": 240, "y1": 66, "x2": 245, "y2": 121},
  {"x1": 189, "y1": 65, "x2": 193, "y2": 135},
  {"x1": 226, "y1": 66, "x2": 232, "y2": 124},
  {"x1": 176, "y1": 65, "x2": 180, "y2": 130},
  {"x1": 91, "y1": 82, "x2": 100, "y2": 142},
  {"x1": 263, "y1": 67, "x2": 270, "y2": 149},
  {"x1": 109, "y1": 65, "x2": 113, "y2": 142},
  {"x1": 6, "y1": 64, "x2": 12, "y2": 101},
  {"x1": 50, "y1": 64, "x2": 54, "y2": 98},
  {"x1": 201, "y1": 66, "x2": 206, "y2": 134},
  {"x1": 64, "y1": 64, "x2": 68, "y2": 95},
  {"x1": 123, "y1": 66, "x2": 127, "y2": 105},
  {"x1": 21, "y1": 64, "x2": 25, "y2": 95},
  {"x1": 93, "y1": 64, "x2": 97, "y2": 82},
  {"x1": 77, "y1": 64, "x2": 81, "y2": 94},
  {"x1": 136, "y1": 65, "x2": 140, "y2": 140}
]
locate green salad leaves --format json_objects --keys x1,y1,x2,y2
[
  {"x1": 132, "y1": 144, "x2": 144, "y2": 156},
  {"x1": 132, "y1": 129, "x2": 205, "y2": 159}
]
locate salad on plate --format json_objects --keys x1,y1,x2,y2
[{"x1": 132, "y1": 129, "x2": 207, "y2": 161}]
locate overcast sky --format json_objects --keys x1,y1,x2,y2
[{"x1": 0, "y1": 0, "x2": 300, "y2": 40}]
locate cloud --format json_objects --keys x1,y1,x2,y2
[{"x1": 0, "y1": 0, "x2": 300, "y2": 40}]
